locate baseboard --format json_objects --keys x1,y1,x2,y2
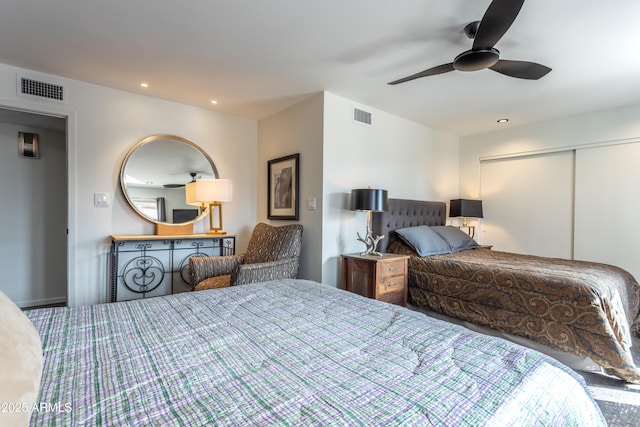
[{"x1": 18, "y1": 296, "x2": 67, "y2": 309}]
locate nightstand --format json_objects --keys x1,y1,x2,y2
[{"x1": 341, "y1": 253, "x2": 409, "y2": 307}]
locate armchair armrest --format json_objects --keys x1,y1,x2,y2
[
  {"x1": 190, "y1": 254, "x2": 245, "y2": 288},
  {"x1": 232, "y1": 258, "x2": 300, "y2": 286}
]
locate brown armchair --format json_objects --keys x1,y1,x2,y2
[{"x1": 190, "y1": 222, "x2": 303, "y2": 290}]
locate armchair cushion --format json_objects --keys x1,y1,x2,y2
[
  {"x1": 232, "y1": 258, "x2": 301, "y2": 286},
  {"x1": 194, "y1": 275, "x2": 231, "y2": 291},
  {"x1": 244, "y1": 223, "x2": 303, "y2": 264},
  {"x1": 190, "y1": 254, "x2": 244, "y2": 288}
]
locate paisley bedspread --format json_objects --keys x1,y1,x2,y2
[{"x1": 390, "y1": 241, "x2": 640, "y2": 384}]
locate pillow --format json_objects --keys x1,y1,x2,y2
[
  {"x1": 394, "y1": 225, "x2": 451, "y2": 256},
  {"x1": 430, "y1": 225, "x2": 479, "y2": 253},
  {"x1": 0, "y1": 291, "x2": 43, "y2": 426}
]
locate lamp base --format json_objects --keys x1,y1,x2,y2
[
  {"x1": 356, "y1": 230, "x2": 384, "y2": 256},
  {"x1": 205, "y1": 230, "x2": 227, "y2": 236}
]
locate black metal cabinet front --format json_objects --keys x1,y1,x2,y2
[{"x1": 110, "y1": 235, "x2": 235, "y2": 302}]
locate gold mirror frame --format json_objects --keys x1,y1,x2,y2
[{"x1": 119, "y1": 135, "x2": 218, "y2": 226}]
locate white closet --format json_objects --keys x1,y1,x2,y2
[
  {"x1": 479, "y1": 140, "x2": 640, "y2": 282},
  {"x1": 574, "y1": 142, "x2": 640, "y2": 281},
  {"x1": 480, "y1": 151, "x2": 574, "y2": 258}
]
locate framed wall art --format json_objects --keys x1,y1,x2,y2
[{"x1": 267, "y1": 153, "x2": 299, "y2": 220}]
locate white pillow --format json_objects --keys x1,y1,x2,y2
[{"x1": 0, "y1": 291, "x2": 43, "y2": 426}]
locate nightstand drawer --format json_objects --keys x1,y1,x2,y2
[
  {"x1": 378, "y1": 288, "x2": 406, "y2": 306},
  {"x1": 379, "y1": 260, "x2": 405, "y2": 279},
  {"x1": 378, "y1": 275, "x2": 405, "y2": 295}
]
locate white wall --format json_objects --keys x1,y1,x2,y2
[
  {"x1": 0, "y1": 63, "x2": 257, "y2": 306},
  {"x1": 0, "y1": 123, "x2": 66, "y2": 306},
  {"x1": 258, "y1": 92, "x2": 460, "y2": 286},
  {"x1": 257, "y1": 93, "x2": 324, "y2": 282},
  {"x1": 322, "y1": 92, "x2": 460, "y2": 286}
]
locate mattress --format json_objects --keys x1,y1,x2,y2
[
  {"x1": 26, "y1": 279, "x2": 605, "y2": 426},
  {"x1": 390, "y1": 241, "x2": 640, "y2": 384}
]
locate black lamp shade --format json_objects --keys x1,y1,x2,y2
[
  {"x1": 350, "y1": 189, "x2": 388, "y2": 212},
  {"x1": 449, "y1": 199, "x2": 483, "y2": 218}
]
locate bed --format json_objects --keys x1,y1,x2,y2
[
  {"x1": 11, "y1": 280, "x2": 606, "y2": 425},
  {"x1": 372, "y1": 198, "x2": 640, "y2": 384}
]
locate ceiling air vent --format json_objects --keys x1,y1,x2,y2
[
  {"x1": 17, "y1": 74, "x2": 66, "y2": 103},
  {"x1": 353, "y1": 107, "x2": 372, "y2": 126}
]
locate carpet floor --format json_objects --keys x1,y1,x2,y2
[{"x1": 576, "y1": 336, "x2": 640, "y2": 427}]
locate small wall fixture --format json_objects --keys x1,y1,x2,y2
[
  {"x1": 18, "y1": 132, "x2": 39, "y2": 158},
  {"x1": 350, "y1": 188, "x2": 388, "y2": 256},
  {"x1": 449, "y1": 199, "x2": 483, "y2": 238},
  {"x1": 186, "y1": 179, "x2": 232, "y2": 235}
]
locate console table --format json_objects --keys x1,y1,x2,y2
[{"x1": 110, "y1": 234, "x2": 235, "y2": 302}]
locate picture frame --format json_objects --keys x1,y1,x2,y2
[
  {"x1": 267, "y1": 153, "x2": 299, "y2": 220},
  {"x1": 18, "y1": 132, "x2": 39, "y2": 158}
]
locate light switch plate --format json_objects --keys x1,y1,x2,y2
[
  {"x1": 307, "y1": 197, "x2": 317, "y2": 210},
  {"x1": 94, "y1": 192, "x2": 110, "y2": 207}
]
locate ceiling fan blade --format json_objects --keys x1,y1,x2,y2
[
  {"x1": 490, "y1": 59, "x2": 551, "y2": 80},
  {"x1": 163, "y1": 183, "x2": 185, "y2": 188},
  {"x1": 473, "y1": 0, "x2": 525, "y2": 50},
  {"x1": 388, "y1": 63, "x2": 454, "y2": 85}
]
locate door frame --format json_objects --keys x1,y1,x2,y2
[{"x1": 0, "y1": 97, "x2": 77, "y2": 306}]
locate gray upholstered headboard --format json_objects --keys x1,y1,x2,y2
[{"x1": 371, "y1": 199, "x2": 447, "y2": 252}]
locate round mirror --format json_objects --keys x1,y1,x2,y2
[{"x1": 120, "y1": 135, "x2": 218, "y2": 225}]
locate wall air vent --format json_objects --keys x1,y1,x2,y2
[
  {"x1": 353, "y1": 107, "x2": 372, "y2": 126},
  {"x1": 17, "y1": 74, "x2": 67, "y2": 103}
]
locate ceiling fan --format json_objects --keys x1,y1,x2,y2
[
  {"x1": 388, "y1": 0, "x2": 551, "y2": 85},
  {"x1": 163, "y1": 172, "x2": 198, "y2": 188}
]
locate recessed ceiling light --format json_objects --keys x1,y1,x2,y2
[
  {"x1": 211, "y1": 100, "x2": 218, "y2": 105},
  {"x1": 497, "y1": 118, "x2": 509, "y2": 123},
  {"x1": 140, "y1": 82, "x2": 149, "y2": 88}
]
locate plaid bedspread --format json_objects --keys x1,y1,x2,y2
[{"x1": 27, "y1": 279, "x2": 605, "y2": 426}]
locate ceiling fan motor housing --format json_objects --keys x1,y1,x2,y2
[{"x1": 453, "y1": 48, "x2": 500, "y2": 71}]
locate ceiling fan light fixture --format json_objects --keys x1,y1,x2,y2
[{"x1": 453, "y1": 49, "x2": 500, "y2": 72}]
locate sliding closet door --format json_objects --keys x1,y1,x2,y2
[
  {"x1": 574, "y1": 142, "x2": 640, "y2": 281},
  {"x1": 480, "y1": 151, "x2": 574, "y2": 258}
]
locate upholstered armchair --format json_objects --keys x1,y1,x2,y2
[{"x1": 190, "y1": 222, "x2": 303, "y2": 290}]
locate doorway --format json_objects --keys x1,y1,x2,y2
[{"x1": 0, "y1": 107, "x2": 67, "y2": 308}]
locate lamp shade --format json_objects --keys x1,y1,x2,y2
[
  {"x1": 449, "y1": 199, "x2": 483, "y2": 218},
  {"x1": 350, "y1": 189, "x2": 388, "y2": 212},
  {"x1": 186, "y1": 179, "x2": 232, "y2": 205}
]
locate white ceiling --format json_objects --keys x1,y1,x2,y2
[{"x1": 2, "y1": 0, "x2": 640, "y2": 137}]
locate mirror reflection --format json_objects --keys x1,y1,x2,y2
[{"x1": 120, "y1": 135, "x2": 218, "y2": 225}]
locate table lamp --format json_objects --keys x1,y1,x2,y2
[{"x1": 350, "y1": 188, "x2": 388, "y2": 256}]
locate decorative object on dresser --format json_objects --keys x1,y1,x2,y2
[
  {"x1": 191, "y1": 222, "x2": 303, "y2": 291},
  {"x1": 119, "y1": 134, "x2": 219, "y2": 235},
  {"x1": 350, "y1": 188, "x2": 388, "y2": 256},
  {"x1": 449, "y1": 198, "x2": 483, "y2": 238},
  {"x1": 267, "y1": 153, "x2": 300, "y2": 220},
  {"x1": 341, "y1": 253, "x2": 408, "y2": 306},
  {"x1": 186, "y1": 178, "x2": 232, "y2": 235},
  {"x1": 110, "y1": 234, "x2": 235, "y2": 302}
]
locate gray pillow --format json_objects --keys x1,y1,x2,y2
[
  {"x1": 394, "y1": 226, "x2": 451, "y2": 256},
  {"x1": 430, "y1": 225, "x2": 479, "y2": 253}
]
